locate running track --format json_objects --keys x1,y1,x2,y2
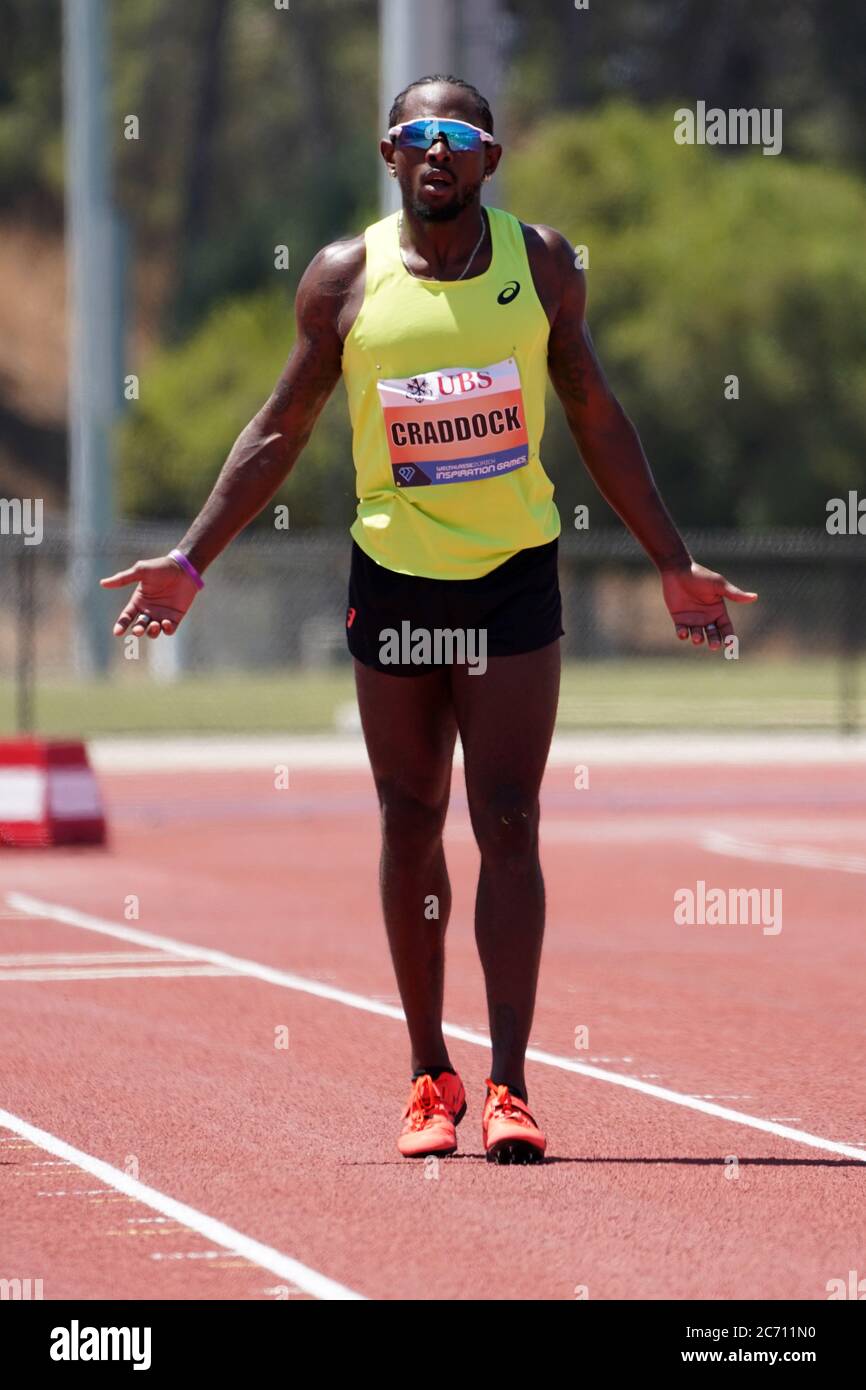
[{"x1": 2, "y1": 736, "x2": 865, "y2": 1301}]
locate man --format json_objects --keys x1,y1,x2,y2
[{"x1": 102, "y1": 75, "x2": 757, "y2": 1165}]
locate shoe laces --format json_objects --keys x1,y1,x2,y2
[
  {"x1": 406, "y1": 1074, "x2": 446, "y2": 1130},
  {"x1": 486, "y1": 1080, "x2": 533, "y2": 1127}
]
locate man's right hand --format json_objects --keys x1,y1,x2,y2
[{"x1": 100, "y1": 556, "x2": 201, "y2": 638}]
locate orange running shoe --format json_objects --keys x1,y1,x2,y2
[
  {"x1": 482, "y1": 1079, "x2": 546, "y2": 1164},
  {"x1": 397, "y1": 1072, "x2": 466, "y2": 1158}
]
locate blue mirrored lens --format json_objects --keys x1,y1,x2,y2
[{"x1": 396, "y1": 120, "x2": 482, "y2": 152}]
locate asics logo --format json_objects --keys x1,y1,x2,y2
[{"x1": 497, "y1": 280, "x2": 520, "y2": 304}]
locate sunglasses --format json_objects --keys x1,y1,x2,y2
[{"x1": 387, "y1": 117, "x2": 494, "y2": 153}]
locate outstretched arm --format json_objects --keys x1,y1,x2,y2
[
  {"x1": 174, "y1": 244, "x2": 350, "y2": 575},
  {"x1": 543, "y1": 229, "x2": 756, "y2": 649},
  {"x1": 101, "y1": 240, "x2": 355, "y2": 638}
]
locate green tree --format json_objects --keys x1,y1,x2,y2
[
  {"x1": 119, "y1": 288, "x2": 356, "y2": 527},
  {"x1": 505, "y1": 103, "x2": 866, "y2": 528}
]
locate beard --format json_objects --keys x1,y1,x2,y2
[{"x1": 409, "y1": 178, "x2": 483, "y2": 221}]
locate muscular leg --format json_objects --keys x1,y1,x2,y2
[
  {"x1": 353, "y1": 660, "x2": 459, "y2": 1075},
  {"x1": 450, "y1": 641, "x2": 561, "y2": 1100}
]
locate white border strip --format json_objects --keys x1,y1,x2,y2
[
  {"x1": 7, "y1": 891, "x2": 866, "y2": 1166},
  {"x1": 88, "y1": 732, "x2": 866, "y2": 774},
  {"x1": 0, "y1": 1107, "x2": 365, "y2": 1300}
]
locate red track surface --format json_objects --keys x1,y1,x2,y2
[{"x1": 2, "y1": 756, "x2": 865, "y2": 1300}]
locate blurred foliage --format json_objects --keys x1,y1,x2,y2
[
  {"x1": 123, "y1": 102, "x2": 866, "y2": 528},
  {"x1": 505, "y1": 0, "x2": 866, "y2": 172},
  {"x1": 107, "y1": 0, "x2": 379, "y2": 336},
  {"x1": 118, "y1": 288, "x2": 356, "y2": 527},
  {"x1": 2, "y1": 0, "x2": 866, "y2": 527},
  {"x1": 0, "y1": 1, "x2": 63, "y2": 212},
  {"x1": 506, "y1": 103, "x2": 866, "y2": 528}
]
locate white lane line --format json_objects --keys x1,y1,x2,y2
[
  {"x1": 0, "y1": 951, "x2": 201, "y2": 966},
  {"x1": 0, "y1": 1109, "x2": 365, "y2": 1301},
  {"x1": 151, "y1": 1251, "x2": 221, "y2": 1261},
  {"x1": 38, "y1": 1189, "x2": 115, "y2": 1197},
  {"x1": 702, "y1": 831, "x2": 866, "y2": 875},
  {"x1": 6, "y1": 891, "x2": 408, "y2": 1022},
  {"x1": 691, "y1": 1094, "x2": 754, "y2": 1101},
  {"x1": 151, "y1": 1250, "x2": 226, "y2": 1262},
  {"x1": 7, "y1": 891, "x2": 866, "y2": 1167},
  {"x1": 0, "y1": 965, "x2": 237, "y2": 983}
]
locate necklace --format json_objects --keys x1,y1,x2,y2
[{"x1": 397, "y1": 209, "x2": 487, "y2": 282}]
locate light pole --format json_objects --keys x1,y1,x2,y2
[{"x1": 63, "y1": 0, "x2": 123, "y2": 676}]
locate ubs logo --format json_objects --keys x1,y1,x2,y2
[
  {"x1": 405, "y1": 376, "x2": 433, "y2": 402},
  {"x1": 497, "y1": 281, "x2": 520, "y2": 304}
]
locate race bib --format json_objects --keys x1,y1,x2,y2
[{"x1": 376, "y1": 357, "x2": 529, "y2": 487}]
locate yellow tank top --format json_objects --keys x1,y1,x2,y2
[{"x1": 342, "y1": 205, "x2": 560, "y2": 579}]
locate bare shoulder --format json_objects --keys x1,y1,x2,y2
[
  {"x1": 295, "y1": 231, "x2": 366, "y2": 343},
  {"x1": 298, "y1": 232, "x2": 365, "y2": 303},
  {"x1": 311, "y1": 232, "x2": 366, "y2": 286},
  {"x1": 521, "y1": 221, "x2": 576, "y2": 265},
  {"x1": 518, "y1": 220, "x2": 586, "y2": 325}
]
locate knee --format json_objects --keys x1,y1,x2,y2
[
  {"x1": 471, "y1": 791, "x2": 540, "y2": 865},
  {"x1": 377, "y1": 781, "x2": 448, "y2": 858}
]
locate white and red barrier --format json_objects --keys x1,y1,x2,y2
[{"x1": 0, "y1": 739, "x2": 106, "y2": 847}]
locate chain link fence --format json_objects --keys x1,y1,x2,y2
[{"x1": 1, "y1": 520, "x2": 864, "y2": 735}]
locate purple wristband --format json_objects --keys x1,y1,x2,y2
[{"x1": 169, "y1": 548, "x2": 205, "y2": 590}]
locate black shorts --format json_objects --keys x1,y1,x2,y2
[{"x1": 346, "y1": 538, "x2": 564, "y2": 676}]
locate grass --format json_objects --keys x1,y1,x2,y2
[{"x1": 0, "y1": 657, "x2": 862, "y2": 737}]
